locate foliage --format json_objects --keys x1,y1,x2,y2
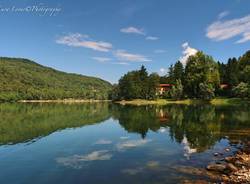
[
  {"x1": 198, "y1": 83, "x2": 215, "y2": 100},
  {"x1": 184, "y1": 51, "x2": 220, "y2": 98},
  {"x1": 169, "y1": 79, "x2": 183, "y2": 100},
  {"x1": 0, "y1": 57, "x2": 112, "y2": 102},
  {"x1": 232, "y1": 82, "x2": 249, "y2": 98},
  {"x1": 116, "y1": 66, "x2": 160, "y2": 100}
]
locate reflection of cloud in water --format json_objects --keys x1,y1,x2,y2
[
  {"x1": 182, "y1": 136, "x2": 197, "y2": 160},
  {"x1": 120, "y1": 136, "x2": 129, "y2": 140},
  {"x1": 56, "y1": 150, "x2": 112, "y2": 169},
  {"x1": 94, "y1": 139, "x2": 112, "y2": 145},
  {"x1": 122, "y1": 160, "x2": 160, "y2": 175},
  {"x1": 146, "y1": 161, "x2": 160, "y2": 168},
  {"x1": 158, "y1": 127, "x2": 167, "y2": 133},
  {"x1": 117, "y1": 139, "x2": 152, "y2": 150},
  {"x1": 121, "y1": 167, "x2": 144, "y2": 175}
]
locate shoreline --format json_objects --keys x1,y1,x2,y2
[
  {"x1": 115, "y1": 98, "x2": 250, "y2": 106},
  {"x1": 18, "y1": 99, "x2": 111, "y2": 103}
]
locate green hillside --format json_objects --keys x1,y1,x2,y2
[{"x1": 0, "y1": 57, "x2": 112, "y2": 102}]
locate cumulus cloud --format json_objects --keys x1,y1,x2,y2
[
  {"x1": 146, "y1": 36, "x2": 159, "y2": 41},
  {"x1": 117, "y1": 139, "x2": 151, "y2": 150},
  {"x1": 56, "y1": 150, "x2": 112, "y2": 169},
  {"x1": 92, "y1": 57, "x2": 112, "y2": 63},
  {"x1": 179, "y1": 42, "x2": 198, "y2": 65},
  {"x1": 206, "y1": 14, "x2": 250, "y2": 43},
  {"x1": 120, "y1": 26, "x2": 145, "y2": 35},
  {"x1": 94, "y1": 139, "x2": 112, "y2": 145},
  {"x1": 154, "y1": 49, "x2": 166, "y2": 54},
  {"x1": 114, "y1": 50, "x2": 151, "y2": 62},
  {"x1": 56, "y1": 33, "x2": 113, "y2": 52},
  {"x1": 218, "y1": 11, "x2": 230, "y2": 19},
  {"x1": 159, "y1": 68, "x2": 168, "y2": 76}
]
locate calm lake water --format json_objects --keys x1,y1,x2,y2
[{"x1": 0, "y1": 103, "x2": 250, "y2": 184}]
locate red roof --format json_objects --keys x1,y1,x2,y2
[{"x1": 159, "y1": 84, "x2": 173, "y2": 87}]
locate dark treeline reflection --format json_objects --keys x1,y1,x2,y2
[
  {"x1": 1, "y1": 103, "x2": 250, "y2": 151},
  {"x1": 111, "y1": 104, "x2": 250, "y2": 152},
  {"x1": 0, "y1": 103, "x2": 110, "y2": 145}
]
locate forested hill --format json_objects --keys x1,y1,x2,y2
[{"x1": 0, "y1": 57, "x2": 112, "y2": 102}]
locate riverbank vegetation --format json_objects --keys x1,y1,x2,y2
[
  {"x1": 111, "y1": 50, "x2": 250, "y2": 101},
  {"x1": 0, "y1": 57, "x2": 112, "y2": 102}
]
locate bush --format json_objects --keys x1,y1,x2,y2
[
  {"x1": 232, "y1": 82, "x2": 249, "y2": 98},
  {"x1": 198, "y1": 83, "x2": 215, "y2": 100}
]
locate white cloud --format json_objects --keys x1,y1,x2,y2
[
  {"x1": 120, "y1": 26, "x2": 145, "y2": 35},
  {"x1": 94, "y1": 139, "x2": 112, "y2": 145},
  {"x1": 146, "y1": 36, "x2": 159, "y2": 41},
  {"x1": 154, "y1": 49, "x2": 166, "y2": 54},
  {"x1": 179, "y1": 42, "x2": 198, "y2": 65},
  {"x1": 218, "y1": 11, "x2": 230, "y2": 19},
  {"x1": 56, "y1": 33, "x2": 113, "y2": 52},
  {"x1": 117, "y1": 139, "x2": 151, "y2": 150},
  {"x1": 56, "y1": 150, "x2": 112, "y2": 169},
  {"x1": 206, "y1": 14, "x2": 250, "y2": 43},
  {"x1": 114, "y1": 50, "x2": 151, "y2": 62},
  {"x1": 159, "y1": 68, "x2": 168, "y2": 75},
  {"x1": 111, "y1": 62, "x2": 130, "y2": 65},
  {"x1": 92, "y1": 57, "x2": 112, "y2": 63}
]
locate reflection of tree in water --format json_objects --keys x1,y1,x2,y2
[
  {"x1": 167, "y1": 105, "x2": 222, "y2": 152},
  {"x1": 111, "y1": 105, "x2": 168, "y2": 138},
  {"x1": 0, "y1": 103, "x2": 111, "y2": 144},
  {"x1": 112, "y1": 104, "x2": 250, "y2": 152}
]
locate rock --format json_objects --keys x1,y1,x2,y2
[
  {"x1": 226, "y1": 163, "x2": 238, "y2": 172},
  {"x1": 206, "y1": 163, "x2": 226, "y2": 172},
  {"x1": 225, "y1": 156, "x2": 235, "y2": 163},
  {"x1": 235, "y1": 160, "x2": 244, "y2": 167},
  {"x1": 214, "y1": 152, "x2": 219, "y2": 156},
  {"x1": 225, "y1": 148, "x2": 230, "y2": 152}
]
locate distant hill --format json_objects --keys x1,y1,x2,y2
[{"x1": 0, "y1": 57, "x2": 112, "y2": 102}]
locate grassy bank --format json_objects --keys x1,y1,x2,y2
[
  {"x1": 115, "y1": 98, "x2": 250, "y2": 106},
  {"x1": 19, "y1": 99, "x2": 111, "y2": 103}
]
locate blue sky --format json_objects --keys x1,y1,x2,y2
[{"x1": 0, "y1": 0, "x2": 250, "y2": 83}]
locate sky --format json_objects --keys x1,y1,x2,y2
[{"x1": 0, "y1": 0, "x2": 250, "y2": 83}]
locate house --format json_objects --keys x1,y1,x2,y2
[
  {"x1": 157, "y1": 84, "x2": 174, "y2": 95},
  {"x1": 220, "y1": 83, "x2": 229, "y2": 89}
]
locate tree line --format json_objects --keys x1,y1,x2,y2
[{"x1": 111, "y1": 50, "x2": 250, "y2": 100}]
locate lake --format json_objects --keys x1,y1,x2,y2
[{"x1": 0, "y1": 103, "x2": 250, "y2": 184}]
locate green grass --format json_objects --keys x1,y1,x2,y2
[{"x1": 115, "y1": 98, "x2": 250, "y2": 106}]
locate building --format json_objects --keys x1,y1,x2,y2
[{"x1": 157, "y1": 84, "x2": 174, "y2": 95}]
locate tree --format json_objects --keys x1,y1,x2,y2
[
  {"x1": 116, "y1": 66, "x2": 159, "y2": 100},
  {"x1": 184, "y1": 51, "x2": 220, "y2": 98},
  {"x1": 169, "y1": 79, "x2": 183, "y2": 100},
  {"x1": 232, "y1": 82, "x2": 249, "y2": 98},
  {"x1": 225, "y1": 57, "x2": 239, "y2": 86},
  {"x1": 198, "y1": 83, "x2": 215, "y2": 100},
  {"x1": 173, "y1": 61, "x2": 184, "y2": 82},
  {"x1": 147, "y1": 73, "x2": 160, "y2": 99}
]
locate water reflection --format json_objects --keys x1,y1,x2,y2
[
  {"x1": 0, "y1": 103, "x2": 110, "y2": 144},
  {"x1": 1, "y1": 103, "x2": 250, "y2": 151}
]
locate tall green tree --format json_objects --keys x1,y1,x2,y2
[
  {"x1": 173, "y1": 61, "x2": 184, "y2": 82},
  {"x1": 184, "y1": 51, "x2": 220, "y2": 98}
]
